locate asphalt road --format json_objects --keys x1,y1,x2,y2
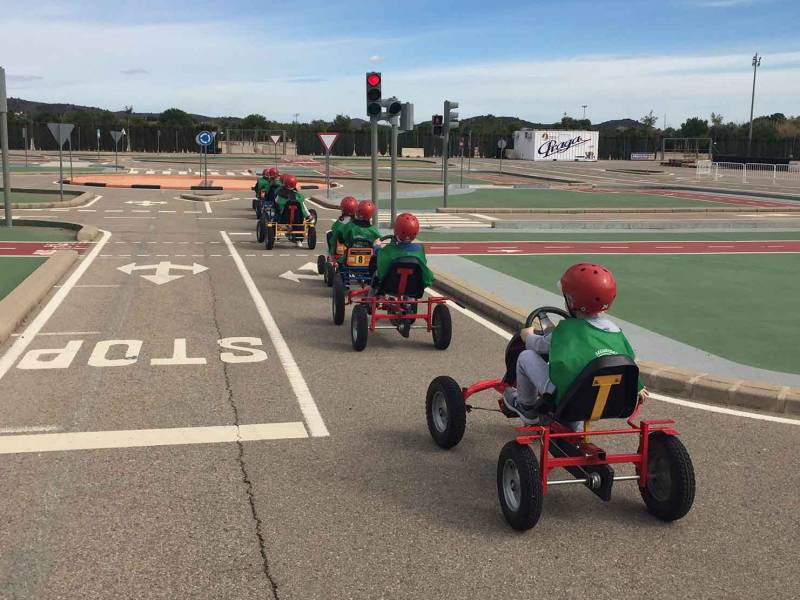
[{"x1": 0, "y1": 178, "x2": 798, "y2": 599}]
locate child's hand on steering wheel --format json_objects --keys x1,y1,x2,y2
[{"x1": 638, "y1": 388, "x2": 650, "y2": 404}]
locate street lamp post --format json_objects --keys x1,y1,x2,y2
[
  {"x1": 747, "y1": 53, "x2": 761, "y2": 158},
  {"x1": 582, "y1": 105, "x2": 588, "y2": 119}
]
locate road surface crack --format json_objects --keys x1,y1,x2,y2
[{"x1": 209, "y1": 280, "x2": 280, "y2": 599}]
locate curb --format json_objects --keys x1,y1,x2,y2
[
  {"x1": 309, "y1": 195, "x2": 341, "y2": 210},
  {"x1": 11, "y1": 190, "x2": 94, "y2": 209},
  {"x1": 0, "y1": 250, "x2": 78, "y2": 345},
  {"x1": 77, "y1": 224, "x2": 100, "y2": 242},
  {"x1": 180, "y1": 192, "x2": 233, "y2": 202},
  {"x1": 432, "y1": 269, "x2": 800, "y2": 416}
]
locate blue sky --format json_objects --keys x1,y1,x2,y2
[{"x1": 2, "y1": 0, "x2": 799, "y2": 125}]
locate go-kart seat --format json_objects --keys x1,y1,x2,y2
[
  {"x1": 375, "y1": 257, "x2": 425, "y2": 299},
  {"x1": 543, "y1": 355, "x2": 640, "y2": 423},
  {"x1": 279, "y1": 200, "x2": 304, "y2": 225}
]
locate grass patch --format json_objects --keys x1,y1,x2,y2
[{"x1": 0, "y1": 257, "x2": 46, "y2": 301}]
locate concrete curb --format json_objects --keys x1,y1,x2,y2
[
  {"x1": 77, "y1": 224, "x2": 100, "y2": 242},
  {"x1": 309, "y1": 195, "x2": 341, "y2": 210},
  {"x1": 0, "y1": 250, "x2": 78, "y2": 345},
  {"x1": 436, "y1": 206, "x2": 800, "y2": 215},
  {"x1": 179, "y1": 192, "x2": 233, "y2": 202},
  {"x1": 432, "y1": 269, "x2": 800, "y2": 416},
  {"x1": 11, "y1": 190, "x2": 94, "y2": 209}
]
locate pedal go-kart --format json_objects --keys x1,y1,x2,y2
[
  {"x1": 333, "y1": 252, "x2": 453, "y2": 352},
  {"x1": 425, "y1": 306, "x2": 695, "y2": 531},
  {"x1": 258, "y1": 201, "x2": 318, "y2": 250},
  {"x1": 319, "y1": 235, "x2": 374, "y2": 289}
]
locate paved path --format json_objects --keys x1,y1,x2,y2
[{"x1": 424, "y1": 239, "x2": 800, "y2": 254}]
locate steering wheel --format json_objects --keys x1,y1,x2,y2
[
  {"x1": 379, "y1": 234, "x2": 394, "y2": 243},
  {"x1": 525, "y1": 306, "x2": 570, "y2": 329}
]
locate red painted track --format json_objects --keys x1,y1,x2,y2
[
  {"x1": 0, "y1": 242, "x2": 90, "y2": 256},
  {"x1": 423, "y1": 240, "x2": 800, "y2": 255}
]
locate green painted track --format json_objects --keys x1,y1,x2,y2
[
  {"x1": 468, "y1": 253, "x2": 800, "y2": 374},
  {"x1": 0, "y1": 257, "x2": 46, "y2": 301},
  {"x1": 0, "y1": 226, "x2": 76, "y2": 242},
  {"x1": 420, "y1": 231, "x2": 800, "y2": 242},
  {"x1": 8, "y1": 191, "x2": 82, "y2": 204}
]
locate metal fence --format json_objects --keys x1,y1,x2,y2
[{"x1": 697, "y1": 160, "x2": 800, "y2": 186}]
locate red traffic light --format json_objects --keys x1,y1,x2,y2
[{"x1": 367, "y1": 73, "x2": 381, "y2": 87}]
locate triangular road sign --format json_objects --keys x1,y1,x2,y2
[
  {"x1": 317, "y1": 132, "x2": 339, "y2": 154},
  {"x1": 47, "y1": 123, "x2": 74, "y2": 148},
  {"x1": 270, "y1": 134, "x2": 281, "y2": 144}
]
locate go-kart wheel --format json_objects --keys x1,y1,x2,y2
[
  {"x1": 252, "y1": 198, "x2": 258, "y2": 212},
  {"x1": 497, "y1": 441, "x2": 543, "y2": 531},
  {"x1": 332, "y1": 274, "x2": 346, "y2": 325},
  {"x1": 431, "y1": 304, "x2": 452, "y2": 350},
  {"x1": 324, "y1": 262, "x2": 334, "y2": 287},
  {"x1": 256, "y1": 204, "x2": 262, "y2": 220},
  {"x1": 308, "y1": 208, "x2": 318, "y2": 225},
  {"x1": 256, "y1": 220, "x2": 266, "y2": 243},
  {"x1": 316, "y1": 254, "x2": 326, "y2": 275},
  {"x1": 640, "y1": 433, "x2": 695, "y2": 522},
  {"x1": 265, "y1": 224, "x2": 275, "y2": 250},
  {"x1": 351, "y1": 304, "x2": 369, "y2": 351},
  {"x1": 307, "y1": 226, "x2": 317, "y2": 250},
  {"x1": 425, "y1": 376, "x2": 466, "y2": 449}
]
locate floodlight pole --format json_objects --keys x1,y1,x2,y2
[
  {"x1": 747, "y1": 52, "x2": 761, "y2": 157},
  {"x1": 370, "y1": 115, "x2": 379, "y2": 226},
  {"x1": 0, "y1": 67, "x2": 12, "y2": 226}
]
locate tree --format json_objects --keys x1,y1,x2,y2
[
  {"x1": 710, "y1": 112, "x2": 723, "y2": 127},
  {"x1": 680, "y1": 117, "x2": 709, "y2": 137},
  {"x1": 639, "y1": 110, "x2": 658, "y2": 129},
  {"x1": 332, "y1": 114, "x2": 352, "y2": 131},
  {"x1": 159, "y1": 108, "x2": 194, "y2": 128},
  {"x1": 241, "y1": 114, "x2": 269, "y2": 130}
]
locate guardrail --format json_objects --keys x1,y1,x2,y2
[{"x1": 697, "y1": 160, "x2": 800, "y2": 186}]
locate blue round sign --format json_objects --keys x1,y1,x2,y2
[{"x1": 195, "y1": 131, "x2": 213, "y2": 147}]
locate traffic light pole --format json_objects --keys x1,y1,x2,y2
[
  {"x1": 0, "y1": 67, "x2": 11, "y2": 227},
  {"x1": 370, "y1": 116, "x2": 379, "y2": 227},
  {"x1": 442, "y1": 134, "x2": 449, "y2": 208},
  {"x1": 390, "y1": 117, "x2": 398, "y2": 227}
]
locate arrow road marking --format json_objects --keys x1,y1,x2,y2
[
  {"x1": 279, "y1": 270, "x2": 321, "y2": 283},
  {"x1": 117, "y1": 261, "x2": 208, "y2": 285}
]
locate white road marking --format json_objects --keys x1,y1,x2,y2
[
  {"x1": 0, "y1": 230, "x2": 111, "y2": 382},
  {"x1": 435, "y1": 285, "x2": 800, "y2": 424},
  {"x1": 204, "y1": 201, "x2": 212, "y2": 214},
  {"x1": 11, "y1": 331, "x2": 101, "y2": 337},
  {"x1": 0, "y1": 425, "x2": 62, "y2": 434},
  {"x1": 470, "y1": 213, "x2": 499, "y2": 221},
  {"x1": 77, "y1": 209, "x2": 97, "y2": 212},
  {"x1": 222, "y1": 231, "x2": 329, "y2": 437},
  {"x1": 105, "y1": 209, "x2": 123, "y2": 213},
  {"x1": 159, "y1": 210, "x2": 177, "y2": 213},
  {"x1": 0, "y1": 422, "x2": 309, "y2": 454},
  {"x1": 228, "y1": 232, "x2": 252, "y2": 236},
  {"x1": 82, "y1": 195, "x2": 103, "y2": 207}
]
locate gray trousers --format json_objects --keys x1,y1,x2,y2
[{"x1": 517, "y1": 349, "x2": 582, "y2": 432}]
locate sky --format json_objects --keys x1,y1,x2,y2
[{"x1": 2, "y1": 0, "x2": 799, "y2": 126}]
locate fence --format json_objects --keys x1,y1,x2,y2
[{"x1": 696, "y1": 160, "x2": 800, "y2": 186}]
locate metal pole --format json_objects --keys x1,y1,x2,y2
[
  {"x1": 747, "y1": 53, "x2": 761, "y2": 158},
  {"x1": 390, "y1": 119, "x2": 398, "y2": 226},
  {"x1": 443, "y1": 134, "x2": 449, "y2": 208},
  {"x1": 460, "y1": 139, "x2": 464, "y2": 188},
  {"x1": 0, "y1": 67, "x2": 11, "y2": 226},
  {"x1": 326, "y1": 150, "x2": 331, "y2": 201},
  {"x1": 23, "y1": 127, "x2": 28, "y2": 167},
  {"x1": 58, "y1": 136, "x2": 64, "y2": 202},
  {"x1": 274, "y1": 141, "x2": 278, "y2": 169},
  {"x1": 467, "y1": 131, "x2": 472, "y2": 172},
  {"x1": 115, "y1": 141, "x2": 118, "y2": 171},
  {"x1": 68, "y1": 137, "x2": 73, "y2": 180},
  {"x1": 370, "y1": 116, "x2": 379, "y2": 226}
]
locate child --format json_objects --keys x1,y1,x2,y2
[
  {"x1": 503, "y1": 262, "x2": 648, "y2": 426},
  {"x1": 373, "y1": 213, "x2": 435, "y2": 337},
  {"x1": 253, "y1": 168, "x2": 271, "y2": 211},
  {"x1": 328, "y1": 196, "x2": 358, "y2": 256},
  {"x1": 257, "y1": 167, "x2": 281, "y2": 219},
  {"x1": 275, "y1": 175, "x2": 310, "y2": 221},
  {"x1": 339, "y1": 200, "x2": 380, "y2": 250}
]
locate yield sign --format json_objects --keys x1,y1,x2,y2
[
  {"x1": 47, "y1": 123, "x2": 74, "y2": 148},
  {"x1": 117, "y1": 261, "x2": 208, "y2": 285},
  {"x1": 317, "y1": 132, "x2": 339, "y2": 154},
  {"x1": 270, "y1": 134, "x2": 281, "y2": 144}
]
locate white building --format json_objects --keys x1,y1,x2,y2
[{"x1": 512, "y1": 129, "x2": 599, "y2": 161}]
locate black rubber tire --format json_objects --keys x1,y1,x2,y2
[
  {"x1": 425, "y1": 376, "x2": 466, "y2": 449},
  {"x1": 255, "y1": 204, "x2": 262, "y2": 220},
  {"x1": 431, "y1": 304, "x2": 452, "y2": 350},
  {"x1": 351, "y1": 304, "x2": 369, "y2": 351},
  {"x1": 640, "y1": 433, "x2": 695, "y2": 522},
  {"x1": 265, "y1": 224, "x2": 275, "y2": 250},
  {"x1": 308, "y1": 208, "x2": 318, "y2": 225},
  {"x1": 307, "y1": 226, "x2": 317, "y2": 250},
  {"x1": 256, "y1": 221, "x2": 266, "y2": 243},
  {"x1": 497, "y1": 441, "x2": 543, "y2": 531},
  {"x1": 252, "y1": 198, "x2": 258, "y2": 211},
  {"x1": 332, "y1": 274, "x2": 346, "y2": 325},
  {"x1": 324, "y1": 262, "x2": 334, "y2": 287},
  {"x1": 316, "y1": 255, "x2": 326, "y2": 275}
]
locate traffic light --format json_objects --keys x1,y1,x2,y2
[
  {"x1": 432, "y1": 114, "x2": 443, "y2": 136},
  {"x1": 366, "y1": 72, "x2": 382, "y2": 117},
  {"x1": 444, "y1": 100, "x2": 459, "y2": 133},
  {"x1": 384, "y1": 97, "x2": 402, "y2": 116}
]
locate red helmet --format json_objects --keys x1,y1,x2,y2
[
  {"x1": 262, "y1": 168, "x2": 270, "y2": 177},
  {"x1": 559, "y1": 263, "x2": 617, "y2": 315},
  {"x1": 356, "y1": 200, "x2": 375, "y2": 221},
  {"x1": 283, "y1": 175, "x2": 298, "y2": 190},
  {"x1": 394, "y1": 213, "x2": 419, "y2": 242},
  {"x1": 279, "y1": 174, "x2": 288, "y2": 185},
  {"x1": 268, "y1": 167, "x2": 279, "y2": 178},
  {"x1": 340, "y1": 196, "x2": 358, "y2": 216}
]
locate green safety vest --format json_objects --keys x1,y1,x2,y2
[
  {"x1": 276, "y1": 189, "x2": 309, "y2": 218},
  {"x1": 376, "y1": 241, "x2": 434, "y2": 288}
]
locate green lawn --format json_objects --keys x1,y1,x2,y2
[
  {"x1": 0, "y1": 257, "x2": 46, "y2": 301},
  {"x1": 390, "y1": 188, "x2": 737, "y2": 211},
  {"x1": 468, "y1": 253, "x2": 800, "y2": 374},
  {"x1": 0, "y1": 225, "x2": 76, "y2": 242},
  {"x1": 420, "y1": 231, "x2": 800, "y2": 242},
  {"x1": 9, "y1": 190, "x2": 82, "y2": 204}
]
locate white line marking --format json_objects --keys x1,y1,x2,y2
[
  {"x1": 0, "y1": 229, "x2": 111, "y2": 382},
  {"x1": 434, "y1": 286, "x2": 800, "y2": 424},
  {"x1": 228, "y1": 232, "x2": 252, "y2": 236},
  {"x1": 222, "y1": 231, "x2": 329, "y2": 437},
  {"x1": 0, "y1": 425, "x2": 62, "y2": 434},
  {"x1": 104, "y1": 216, "x2": 156, "y2": 219},
  {"x1": 82, "y1": 195, "x2": 103, "y2": 207},
  {"x1": 11, "y1": 330, "x2": 102, "y2": 337},
  {"x1": 105, "y1": 209, "x2": 123, "y2": 213},
  {"x1": 77, "y1": 209, "x2": 97, "y2": 212},
  {"x1": 159, "y1": 210, "x2": 177, "y2": 213},
  {"x1": 0, "y1": 422, "x2": 309, "y2": 454},
  {"x1": 73, "y1": 284, "x2": 120, "y2": 288},
  {"x1": 470, "y1": 213, "x2": 499, "y2": 221},
  {"x1": 204, "y1": 201, "x2": 212, "y2": 214}
]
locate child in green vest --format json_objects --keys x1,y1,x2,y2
[
  {"x1": 338, "y1": 200, "x2": 380, "y2": 257},
  {"x1": 504, "y1": 263, "x2": 648, "y2": 427},
  {"x1": 327, "y1": 196, "x2": 358, "y2": 255}
]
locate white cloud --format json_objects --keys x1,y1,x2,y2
[{"x1": 369, "y1": 55, "x2": 385, "y2": 62}]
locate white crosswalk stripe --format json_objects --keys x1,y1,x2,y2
[{"x1": 377, "y1": 212, "x2": 490, "y2": 229}]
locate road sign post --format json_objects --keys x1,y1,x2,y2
[
  {"x1": 110, "y1": 130, "x2": 124, "y2": 172},
  {"x1": 0, "y1": 67, "x2": 11, "y2": 226},
  {"x1": 317, "y1": 132, "x2": 340, "y2": 202},
  {"x1": 22, "y1": 127, "x2": 28, "y2": 167},
  {"x1": 48, "y1": 122, "x2": 75, "y2": 202},
  {"x1": 459, "y1": 137, "x2": 465, "y2": 188},
  {"x1": 96, "y1": 128, "x2": 100, "y2": 160},
  {"x1": 270, "y1": 134, "x2": 281, "y2": 169},
  {"x1": 195, "y1": 131, "x2": 214, "y2": 186},
  {"x1": 498, "y1": 138, "x2": 508, "y2": 174}
]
